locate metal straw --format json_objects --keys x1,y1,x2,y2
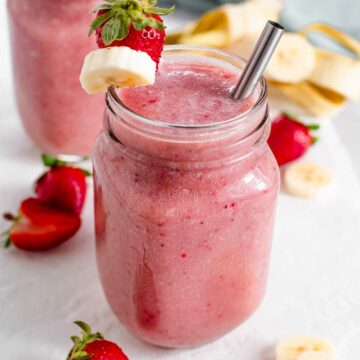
[{"x1": 232, "y1": 20, "x2": 284, "y2": 100}]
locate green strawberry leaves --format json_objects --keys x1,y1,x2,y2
[
  {"x1": 1, "y1": 213, "x2": 20, "y2": 249},
  {"x1": 68, "y1": 321, "x2": 105, "y2": 360},
  {"x1": 88, "y1": 0, "x2": 174, "y2": 46},
  {"x1": 102, "y1": 17, "x2": 122, "y2": 45},
  {"x1": 41, "y1": 154, "x2": 92, "y2": 177},
  {"x1": 89, "y1": 10, "x2": 113, "y2": 36},
  {"x1": 144, "y1": 5, "x2": 175, "y2": 15}
]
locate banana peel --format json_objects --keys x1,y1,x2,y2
[
  {"x1": 167, "y1": 0, "x2": 360, "y2": 117},
  {"x1": 166, "y1": 0, "x2": 283, "y2": 48},
  {"x1": 269, "y1": 81, "x2": 345, "y2": 117},
  {"x1": 300, "y1": 23, "x2": 360, "y2": 101}
]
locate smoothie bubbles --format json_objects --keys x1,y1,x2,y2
[
  {"x1": 7, "y1": 0, "x2": 105, "y2": 156},
  {"x1": 80, "y1": 1, "x2": 283, "y2": 348}
]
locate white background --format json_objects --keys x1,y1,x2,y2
[{"x1": 1, "y1": 1, "x2": 360, "y2": 359}]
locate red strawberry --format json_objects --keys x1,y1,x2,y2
[
  {"x1": 2, "y1": 198, "x2": 81, "y2": 251},
  {"x1": 268, "y1": 113, "x2": 319, "y2": 166},
  {"x1": 67, "y1": 321, "x2": 129, "y2": 360},
  {"x1": 35, "y1": 155, "x2": 90, "y2": 215},
  {"x1": 97, "y1": 14, "x2": 165, "y2": 65},
  {"x1": 89, "y1": 1, "x2": 175, "y2": 65}
]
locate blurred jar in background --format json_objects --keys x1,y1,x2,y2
[{"x1": 7, "y1": 0, "x2": 104, "y2": 156}]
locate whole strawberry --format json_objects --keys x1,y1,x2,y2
[
  {"x1": 268, "y1": 113, "x2": 319, "y2": 166},
  {"x1": 89, "y1": 0, "x2": 175, "y2": 65},
  {"x1": 2, "y1": 198, "x2": 81, "y2": 251},
  {"x1": 67, "y1": 321, "x2": 129, "y2": 360},
  {"x1": 35, "y1": 155, "x2": 90, "y2": 215}
]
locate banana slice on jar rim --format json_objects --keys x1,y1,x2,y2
[
  {"x1": 80, "y1": 47, "x2": 156, "y2": 94},
  {"x1": 276, "y1": 335, "x2": 335, "y2": 360},
  {"x1": 284, "y1": 163, "x2": 334, "y2": 199}
]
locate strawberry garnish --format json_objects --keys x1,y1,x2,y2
[
  {"x1": 2, "y1": 198, "x2": 81, "y2": 251},
  {"x1": 35, "y1": 155, "x2": 90, "y2": 215},
  {"x1": 89, "y1": 0, "x2": 174, "y2": 65},
  {"x1": 67, "y1": 321, "x2": 129, "y2": 360},
  {"x1": 268, "y1": 113, "x2": 320, "y2": 166}
]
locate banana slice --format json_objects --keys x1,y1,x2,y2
[
  {"x1": 276, "y1": 336, "x2": 334, "y2": 360},
  {"x1": 309, "y1": 49, "x2": 360, "y2": 100},
  {"x1": 266, "y1": 34, "x2": 316, "y2": 83},
  {"x1": 285, "y1": 163, "x2": 333, "y2": 199},
  {"x1": 228, "y1": 33, "x2": 316, "y2": 83},
  {"x1": 167, "y1": 0, "x2": 283, "y2": 47},
  {"x1": 298, "y1": 351, "x2": 335, "y2": 360},
  {"x1": 300, "y1": 23, "x2": 360, "y2": 100},
  {"x1": 80, "y1": 47, "x2": 156, "y2": 94}
]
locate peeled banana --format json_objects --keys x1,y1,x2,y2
[
  {"x1": 80, "y1": 47, "x2": 156, "y2": 94},
  {"x1": 276, "y1": 335, "x2": 335, "y2": 360}
]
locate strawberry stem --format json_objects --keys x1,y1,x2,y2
[
  {"x1": 307, "y1": 124, "x2": 320, "y2": 131},
  {"x1": 282, "y1": 112, "x2": 298, "y2": 121},
  {"x1": 88, "y1": 0, "x2": 174, "y2": 46},
  {"x1": 41, "y1": 154, "x2": 92, "y2": 176},
  {"x1": 68, "y1": 321, "x2": 105, "y2": 360},
  {"x1": 311, "y1": 136, "x2": 319, "y2": 145},
  {"x1": 42, "y1": 154, "x2": 67, "y2": 167},
  {"x1": 1, "y1": 229, "x2": 12, "y2": 249},
  {"x1": 3, "y1": 212, "x2": 17, "y2": 221},
  {"x1": 3, "y1": 236, "x2": 12, "y2": 249}
]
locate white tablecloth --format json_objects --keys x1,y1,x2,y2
[{"x1": 1, "y1": 4, "x2": 360, "y2": 360}]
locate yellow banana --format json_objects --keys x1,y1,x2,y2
[
  {"x1": 300, "y1": 23, "x2": 360, "y2": 56},
  {"x1": 166, "y1": 0, "x2": 360, "y2": 116},
  {"x1": 227, "y1": 33, "x2": 316, "y2": 83},
  {"x1": 270, "y1": 81, "x2": 345, "y2": 116},
  {"x1": 166, "y1": 0, "x2": 283, "y2": 48},
  {"x1": 300, "y1": 23, "x2": 360, "y2": 100}
]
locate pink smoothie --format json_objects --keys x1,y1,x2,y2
[
  {"x1": 7, "y1": 0, "x2": 104, "y2": 156},
  {"x1": 93, "y1": 51, "x2": 279, "y2": 348}
]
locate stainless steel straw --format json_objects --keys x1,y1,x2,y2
[{"x1": 232, "y1": 20, "x2": 284, "y2": 100}]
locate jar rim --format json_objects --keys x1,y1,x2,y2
[{"x1": 106, "y1": 45, "x2": 268, "y2": 132}]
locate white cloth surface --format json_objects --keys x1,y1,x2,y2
[{"x1": 1, "y1": 3, "x2": 360, "y2": 360}]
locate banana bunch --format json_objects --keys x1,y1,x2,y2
[{"x1": 167, "y1": 1, "x2": 360, "y2": 116}]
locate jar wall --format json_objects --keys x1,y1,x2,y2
[
  {"x1": 93, "y1": 122, "x2": 279, "y2": 348},
  {"x1": 7, "y1": 0, "x2": 104, "y2": 156}
]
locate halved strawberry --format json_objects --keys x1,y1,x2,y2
[
  {"x1": 67, "y1": 321, "x2": 129, "y2": 360},
  {"x1": 35, "y1": 155, "x2": 90, "y2": 215},
  {"x1": 268, "y1": 113, "x2": 320, "y2": 166},
  {"x1": 89, "y1": 0, "x2": 174, "y2": 65},
  {"x1": 2, "y1": 198, "x2": 81, "y2": 251}
]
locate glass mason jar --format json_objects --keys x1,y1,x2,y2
[
  {"x1": 7, "y1": 0, "x2": 104, "y2": 156},
  {"x1": 93, "y1": 46, "x2": 279, "y2": 348}
]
